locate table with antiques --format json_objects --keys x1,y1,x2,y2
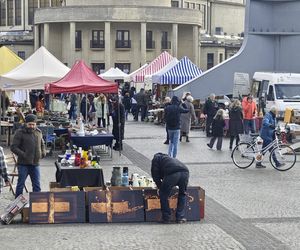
[
  {"x1": 55, "y1": 161, "x2": 105, "y2": 188},
  {"x1": 70, "y1": 132, "x2": 114, "y2": 158}
]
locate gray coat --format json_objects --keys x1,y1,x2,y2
[
  {"x1": 180, "y1": 100, "x2": 196, "y2": 134},
  {"x1": 11, "y1": 127, "x2": 46, "y2": 166}
]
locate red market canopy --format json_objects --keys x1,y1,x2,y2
[
  {"x1": 47, "y1": 60, "x2": 118, "y2": 94},
  {"x1": 133, "y1": 51, "x2": 174, "y2": 82}
]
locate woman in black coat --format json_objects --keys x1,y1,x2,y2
[
  {"x1": 111, "y1": 99, "x2": 125, "y2": 151},
  {"x1": 207, "y1": 109, "x2": 225, "y2": 150},
  {"x1": 228, "y1": 100, "x2": 244, "y2": 149}
]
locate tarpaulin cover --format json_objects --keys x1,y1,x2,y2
[
  {"x1": 47, "y1": 60, "x2": 118, "y2": 94},
  {"x1": 0, "y1": 46, "x2": 23, "y2": 75},
  {"x1": 0, "y1": 46, "x2": 70, "y2": 90}
]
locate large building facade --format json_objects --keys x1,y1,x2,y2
[{"x1": 0, "y1": 0, "x2": 245, "y2": 73}]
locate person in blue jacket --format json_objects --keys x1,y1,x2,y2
[
  {"x1": 256, "y1": 106, "x2": 284, "y2": 168},
  {"x1": 164, "y1": 96, "x2": 189, "y2": 158}
]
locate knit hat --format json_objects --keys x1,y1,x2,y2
[{"x1": 25, "y1": 114, "x2": 37, "y2": 123}]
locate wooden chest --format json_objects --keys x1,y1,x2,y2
[
  {"x1": 144, "y1": 186, "x2": 204, "y2": 222},
  {"x1": 29, "y1": 192, "x2": 85, "y2": 224},
  {"x1": 87, "y1": 188, "x2": 144, "y2": 223}
]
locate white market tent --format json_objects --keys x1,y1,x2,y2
[
  {"x1": 100, "y1": 67, "x2": 129, "y2": 81},
  {"x1": 0, "y1": 46, "x2": 70, "y2": 90}
]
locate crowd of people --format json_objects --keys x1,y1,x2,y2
[{"x1": 0, "y1": 85, "x2": 285, "y2": 224}]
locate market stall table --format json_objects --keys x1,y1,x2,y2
[
  {"x1": 56, "y1": 162, "x2": 105, "y2": 188},
  {"x1": 70, "y1": 132, "x2": 114, "y2": 158}
]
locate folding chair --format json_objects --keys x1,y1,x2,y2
[{"x1": 6, "y1": 153, "x2": 28, "y2": 196}]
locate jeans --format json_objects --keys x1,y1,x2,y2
[
  {"x1": 243, "y1": 119, "x2": 255, "y2": 134},
  {"x1": 135, "y1": 105, "x2": 147, "y2": 121},
  {"x1": 168, "y1": 129, "x2": 180, "y2": 158},
  {"x1": 263, "y1": 140, "x2": 280, "y2": 166},
  {"x1": 15, "y1": 165, "x2": 41, "y2": 198},
  {"x1": 160, "y1": 172, "x2": 189, "y2": 221}
]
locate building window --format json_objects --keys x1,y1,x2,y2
[
  {"x1": 15, "y1": 0, "x2": 22, "y2": 26},
  {"x1": 91, "y1": 30, "x2": 105, "y2": 48},
  {"x1": 7, "y1": 0, "x2": 13, "y2": 26},
  {"x1": 40, "y1": 0, "x2": 50, "y2": 8},
  {"x1": 116, "y1": 30, "x2": 131, "y2": 48},
  {"x1": 207, "y1": 53, "x2": 214, "y2": 69},
  {"x1": 51, "y1": 0, "x2": 63, "y2": 7},
  {"x1": 0, "y1": 2, "x2": 6, "y2": 26},
  {"x1": 28, "y1": 0, "x2": 38, "y2": 25},
  {"x1": 75, "y1": 30, "x2": 82, "y2": 49},
  {"x1": 185, "y1": 2, "x2": 190, "y2": 8},
  {"x1": 115, "y1": 63, "x2": 130, "y2": 74},
  {"x1": 171, "y1": 1, "x2": 179, "y2": 7},
  {"x1": 201, "y1": 4, "x2": 206, "y2": 29},
  {"x1": 219, "y1": 53, "x2": 223, "y2": 63},
  {"x1": 190, "y1": 3, "x2": 195, "y2": 9},
  {"x1": 161, "y1": 31, "x2": 171, "y2": 50},
  {"x1": 146, "y1": 31, "x2": 155, "y2": 49},
  {"x1": 18, "y1": 51, "x2": 26, "y2": 60},
  {"x1": 92, "y1": 63, "x2": 105, "y2": 75}
]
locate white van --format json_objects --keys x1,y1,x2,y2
[{"x1": 251, "y1": 72, "x2": 300, "y2": 118}]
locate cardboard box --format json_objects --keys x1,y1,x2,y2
[
  {"x1": 87, "y1": 188, "x2": 144, "y2": 223},
  {"x1": 49, "y1": 182, "x2": 61, "y2": 190},
  {"x1": 293, "y1": 109, "x2": 300, "y2": 117},
  {"x1": 29, "y1": 192, "x2": 85, "y2": 224},
  {"x1": 144, "y1": 186, "x2": 203, "y2": 222},
  {"x1": 292, "y1": 116, "x2": 300, "y2": 124}
]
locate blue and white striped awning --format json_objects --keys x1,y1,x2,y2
[{"x1": 159, "y1": 56, "x2": 202, "y2": 85}]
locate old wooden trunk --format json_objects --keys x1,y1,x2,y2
[
  {"x1": 29, "y1": 192, "x2": 85, "y2": 224},
  {"x1": 144, "y1": 186, "x2": 204, "y2": 222},
  {"x1": 88, "y1": 188, "x2": 144, "y2": 223}
]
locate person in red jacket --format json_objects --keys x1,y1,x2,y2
[{"x1": 242, "y1": 95, "x2": 257, "y2": 134}]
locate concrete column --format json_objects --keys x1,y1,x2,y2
[
  {"x1": 105, "y1": 22, "x2": 111, "y2": 70},
  {"x1": 69, "y1": 22, "x2": 76, "y2": 66},
  {"x1": 140, "y1": 22, "x2": 147, "y2": 66},
  {"x1": 193, "y1": 25, "x2": 200, "y2": 66},
  {"x1": 44, "y1": 23, "x2": 49, "y2": 48},
  {"x1": 34, "y1": 25, "x2": 39, "y2": 51},
  {"x1": 172, "y1": 23, "x2": 178, "y2": 57}
]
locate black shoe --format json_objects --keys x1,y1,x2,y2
[
  {"x1": 207, "y1": 143, "x2": 212, "y2": 149},
  {"x1": 256, "y1": 163, "x2": 266, "y2": 168},
  {"x1": 186, "y1": 137, "x2": 190, "y2": 142},
  {"x1": 163, "y1": 140, "x2": 169, "y2": 145},
  {"x1": 176, "y1": 218, "x2": 187, "y2": 224},
  {"x1": 179, "y1": 136, "x2": 182, "y2": 142}
]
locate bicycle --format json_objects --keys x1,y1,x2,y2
[{"x1": 231, "y1": 129, "x2": 296, "y2": 171}]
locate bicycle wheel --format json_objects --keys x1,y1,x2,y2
[
  {"x1": 231, "y1": 142, "x2": 255, "y2": 169},
  {"x1": 270, "y1": 144, "x2": 296, "y2": 171}
]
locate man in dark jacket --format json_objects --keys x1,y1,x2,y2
[
  {"x1": 203, "y1": 93, "x2": 219, "y2": 137},
  {"x1": 111, "y1": 98, "x2": 125, "y2": 151},
  {"x1": 164, "y1": 96, "x2": 189, "y2": 158},
  {"x1": 11, "y1": 114, "x2": 46, "y2": 198},
  {"x1": 151, "y1": 153, "x2": 189, "y2": 223},
  {"x1": 134, "y1": 88, "x2": 147, "y2": 121}
]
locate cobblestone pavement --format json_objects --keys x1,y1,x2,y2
[{"x1": 1, "y1": 118, "x2": 300, "y2": 250}]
